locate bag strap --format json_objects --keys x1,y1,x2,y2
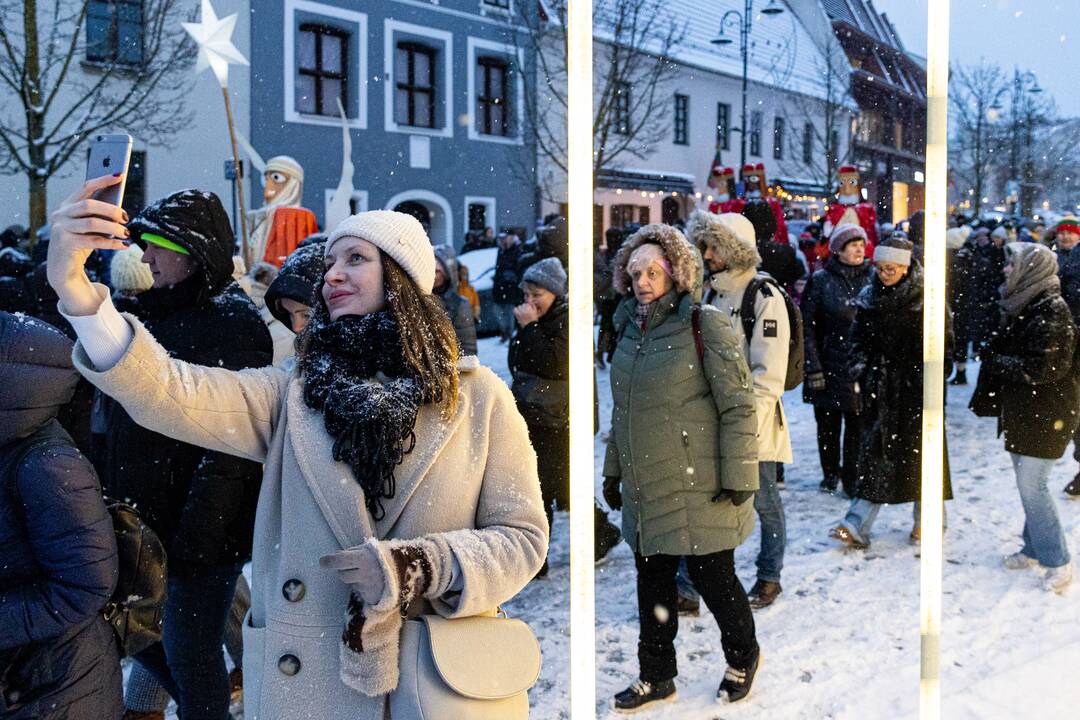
[
  {"x1": 739, "y1": 274, "x2": 774, "y2": 341},
  {"x1": 691, "y1": 306, "x2": 704, "y2": 362}
]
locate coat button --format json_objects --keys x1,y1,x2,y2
[
  {"x1": 282, "y1": 579, "x2": 305, "y2": 602},
  {"x1": 278, "y1": 654, "x2": 301, "y2": 676}
]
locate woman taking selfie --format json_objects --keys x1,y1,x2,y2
[{"x1": 46, "y1": 174, "x2": 548, "y2": 720}]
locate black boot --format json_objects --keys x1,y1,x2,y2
[
  {"x1": 819, "y1": 474, "x2": 839, "y2": 493},
  {"x1": 747, "y1": 579, "x2": 782, "y2": 609},
  {"x1": 1065, "y1": 472, "x2": 1080, "y2": 498},
  {"x1": 949, "y1": 368, "x2": 967, "y2": 386},
  {"x1": 717, "y1": 649, "x2": 761, "y2": 704},
  {"x1": 613, "y1": 678, "x2": 677, "y2": 713}
]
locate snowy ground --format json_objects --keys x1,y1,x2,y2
[
  {"x1": 480, "y1": 337, "x2": 1080, "y2": 720},
  {"x1": 155, "y1": 336, "x2": 1080, "y2": 719}
]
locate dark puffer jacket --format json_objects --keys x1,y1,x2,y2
[
  {"x1": 1057, "y1": 246, "x2": 1080, "y2": 327},
  {"x1": 508, "y1": 297, "x2": 568, "y2": 429},
  {"x1": 99, "y1": 190, "x2": 273, "y2": 572},
  {"x1": 0, "y1": 312, "x2": 122, "y2": 719},
  {"x1": 980, "y1": 291, "x2": 1080, "y2": 459},
  {"x1": 433, "y1": 245, "x2": 478, "y2": 356},
  {"x1": 264, "y1": 236, "x2": 325, "y2": 330},
  {"x1": 849, "y1": 265, "x2": 953, "y2": 505},
  {"x1": 801, "y1": 257, "x2": 873, "y2": 412}
]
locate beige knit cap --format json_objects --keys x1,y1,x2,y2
[
  {"x1": 326, "y1": 210, "x2": 437, "y2": 294},
  {"x1": 109, "y1": 245, "x2": 153, "y2": 293}
]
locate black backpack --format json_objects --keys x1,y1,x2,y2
[
  {"x1": 736, "y1": 274, "x2": 805, "y2": 390},
  {"x1": 2, "y1": 424, "x2": 167, "y2": 657}
]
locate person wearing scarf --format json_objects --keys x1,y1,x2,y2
[
  {"x1": 974, "y1": 242, "x2": 1079, "y2": 593},
  {"x1": 603, "y1": 224, "x2": 763, "y2": 710},
  {"x1": 45, "y1": 174, "x2": 548, "y2": 720},
  {"x1": 830, "y1": 235, "x2": 953, "y2": 549}
]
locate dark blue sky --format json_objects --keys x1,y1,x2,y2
[{"x1": 873, "y1": 0, "x2": 1079, "y2": 118}]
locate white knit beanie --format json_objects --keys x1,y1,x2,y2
[
  {"x1": 109, "y1": 245, "x2": 153, "y2": 293},
  {"x1": 326, "y1": 211, "x2": 436, "y2": 294}
]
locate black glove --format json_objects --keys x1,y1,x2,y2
[
  {"x1": 806, "y1": 371, "x2": 826, "y2": 392},
  {"x1": 603, "y1": 476, "x2": 622, "y2": 510},
  {"x1": 712, "y1": 489, "x2": 755, "y2": 506}
]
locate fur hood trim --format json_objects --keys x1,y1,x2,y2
[
  {"x1": 685, "y1": 210, "x2": 761, "y2": 272},
  {"x1": 612, "y1": 223, "x2": 703, "y2": 297}
]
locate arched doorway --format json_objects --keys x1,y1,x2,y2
[
  {"x1": 393, "y1": 201, "x2": 432, "y2": 237},
  {"x1": 661, "y1": 196, "x2": 681, "y2": 225}
]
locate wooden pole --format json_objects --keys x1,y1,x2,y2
[{"x1": 221, "y1": 85, "x2": 252, "y2": 267}]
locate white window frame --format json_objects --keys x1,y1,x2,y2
[
  {"x1": 464, "y1": 195, "x2": 497, "y2": 233},
  {"x1": 324, "y1": 188, "x2": 369, "y2": 218},
  {"x1": 478, "y1": 0, "x2": 513, "y2": 19},
  {"x1": 384, "y1": 189, "x2": 455, "y2": 246},
  {"x1": 384, "y1": 19, "x2": 454, "y2": 138},
  {"x1": 284, "y1": 0, "x2": 368, "y2": 129},
  {"x1": 466, "y1": 37, "x2": 524, "y2": 145}
]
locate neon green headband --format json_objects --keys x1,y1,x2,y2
[{"x1": 141, "y1": 232, "x2": 190, "y2": 255}]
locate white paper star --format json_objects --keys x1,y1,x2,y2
[{"x1": 182, "y1": 0, "x2": 249, "y2": 88}]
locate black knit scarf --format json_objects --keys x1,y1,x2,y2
[{"x1": 299, "y1": 307, "x2": 425, "y2": 521}]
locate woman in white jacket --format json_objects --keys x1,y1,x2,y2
[{"x1": 46, "y1": 174, "x2": 548, "y2": 720}]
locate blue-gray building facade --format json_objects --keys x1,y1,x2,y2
[{"x1": 250, "y1": 0, "x2": 537, "y2": 249}]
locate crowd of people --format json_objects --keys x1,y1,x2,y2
[{"x1": 2, "y1": 169, "x2": 1080, "y2": 718}]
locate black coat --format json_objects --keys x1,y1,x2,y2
[
  {"x1": 100, "y1": 191, "x2": 273, "y2": 572},
  {"x1": 508, "y1": 298, "x2": 568, "y2": 430},
  {"x1": 978, "y1": 291, "x2": 1080, "y2": 459},
  {"x1": 849, "y1": 266, "x2": 953, "y2": 505},
  {"x1": 0, "y1": 312, "x2": 122, "y2": 719},
  {"x1": 961, "y1": 240, "x2": 1005, "y2": 349},
  {"x1": 758, "y1": 240, "x2": 805, "y2": 289},
  {"x1": 493, "y1": 243, "x2": 523, "y2": 304},
  {"x1": 801, "y1": 257, "x2": 873, "y2": 412},
  {"x1": 1057, "y1": 247, "x2": 1080, "y2": 327}
]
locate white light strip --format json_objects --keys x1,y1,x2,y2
[
  {"x1": 920, "y1": 2, "x2": 950, "y2": 719},
  {"x1": 566, "y1": 1, "x2": 596, "y2": 719}
]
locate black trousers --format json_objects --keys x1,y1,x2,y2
[
  {"x1": 635, "y1": 551, "x2": 757, "y2": 683},
  {"x1": 814, "y1": 406, "x2": 862, "y2": 495},
  {"x1": 526, "y1": 421, "x2": 570, "y2": 524}
]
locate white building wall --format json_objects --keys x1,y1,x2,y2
[{"x1": 0, "y1": 0, "x2": 250, "y2": 230}]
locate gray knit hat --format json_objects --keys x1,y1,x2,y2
[
  {"x1": 828, "y1": 223, "x2": 867, "y2": 255},
  {"x1": 521, "y1": 257, "x2": 567, "y2": 296}
]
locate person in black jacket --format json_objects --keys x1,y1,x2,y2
[
  {"x1": 1052, "y1": 219, "x2": 1080, "y2": 496},
  {"x1": 962, "y1": 228, "x2": 1006, "y2": 357},
  {"x1": 92, "y1": 189, "x2": 272, "y2": 720},
  {"x1": 742, "y1": 200, "x2": 804, "y2": 289},
  {"x1": 595, "y1": 227, "x2": 623, "y2": 368},
  {"x1": 830, "y1": 236, "x2": 953, "y2": 548},
  {"x1": 801, "y1": 223, "x2": 873, "y2": 496},
  {"x1": 509, "y1": 257, "x2": 621, "y2": 575},
  {"x1": 432, "y1": 244, "x2": 478, "y2": 356},
  {"x1": 492, "y1": 233, "x2": 523, "y2": 342},
  {"x1": 0, "y1": 311, "x2": 122, "y2": 720},
  {"x1": 974, "y1": 243, "x2": 1078, "y2": 592}
]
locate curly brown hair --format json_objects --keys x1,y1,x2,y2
[{"x1": 297, "y1": 252, "x2": 459, "y2": 416}]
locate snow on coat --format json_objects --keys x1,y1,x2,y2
[{"x1": 71, "y1": 318, "x2": 548, "y2": 720}]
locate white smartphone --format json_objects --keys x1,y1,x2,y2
[{"x1": 85, "y1": 133, "x2": 133, "y2": 208}]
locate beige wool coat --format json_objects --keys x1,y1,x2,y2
[{"x1": 72, "y1": 318, "x2": 548, "y2": 720}]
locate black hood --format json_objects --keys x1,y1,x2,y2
[
  {"x1": 264, "y1": 239, "x2": 325, "y2": 329},
  {"x1": 128, "y1": 189, "x2": 235, "y2": 304},
  {"x1": 0, "y1": 311, "x2": 79, "y2": 445}
]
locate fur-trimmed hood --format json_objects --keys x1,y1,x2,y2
[
  {"x1": 685, "y1": 210, "x2": 761, "y2": 272},
  {"x1": 612, "y1": 223, "x2": 703, "y2": 298}
]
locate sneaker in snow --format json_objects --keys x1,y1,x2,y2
[
  {"x1": 612, "y1": 679, "x2": 677, "y2": 713},
  {"x1": 1002, "y1": 552, "x2": 1039, "y2": 570},
  {"x1": 1043, "y1": 563, "x2": 1072, "y2": 594},
  {"x1": 1065, "y1": 473, "x2": 1080, "y2": 497},
  {"x1": 830, "y1": 525, "x2": 869, "y2": 550},
  {"x1": 717, "y1": 650, "x2": 761, "y2": 704}
]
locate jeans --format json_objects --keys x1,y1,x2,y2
[
  {"x1": 753, "y1": 462, "x2": 785, "y2": 583},
  {"x1": 1011, "y1": 453, "x2": 1071, "y2": 568},
  {"x1": 493, "y1": 302, "x2": 516, "y2": 339},
  {"x1": 635, "y1": 551, "x2": 757, "y2": 683},
  {"x1": 841, "y1": 498, "x2": 948, "y2": 546},
  {"x1": 814, "y1": 406, "x2": 862, "y2": 495},
  {"x1": 134, "y1": 563, "x2": 244, "y2": 720},
  {"x1": 125, "y1": 575, "x2": 251, "y2": 713}
]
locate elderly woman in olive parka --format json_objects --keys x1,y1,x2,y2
[{"x1": 602, "y1": 223, "x2": 762, "y2": 711}]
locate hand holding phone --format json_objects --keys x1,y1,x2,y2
[{"x1": 85, "y1": 133, "x2": 132, "y2": 209}]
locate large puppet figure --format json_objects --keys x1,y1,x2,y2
[
  {"x1": 823, "y1": 165, "x2": 878, "y2": 255},
  {"x1": 708, "y1": 167, "x2": 743, "y2": 214},
  {"x1": 743, "y1": 162, "x2": 788, "y2": 244},
  {"x1": 246, "y1": 156, "x2": 318, "y2": 267}
]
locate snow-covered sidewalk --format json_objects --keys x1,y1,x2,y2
[{"x1": 481, "y1": 338, "x2": 1080, "y2": 719}]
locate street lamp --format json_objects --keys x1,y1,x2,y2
[
  {"x1": 710, "y1": 0, "x2": 785, "y2": 167},
  {"x1": 1009, "y1": 69, "x2": 1042, "y2": 215}
]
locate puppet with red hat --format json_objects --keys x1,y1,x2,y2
[
  {"x1": 706, "y1": 147, "x2": 743, "y2": 214},
  {"x1": 741, "y1": 162, "x2": 788, "y2": 244},
  {"x1": 823, "y1": 165, "x2": 878, "y2": 255}
]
